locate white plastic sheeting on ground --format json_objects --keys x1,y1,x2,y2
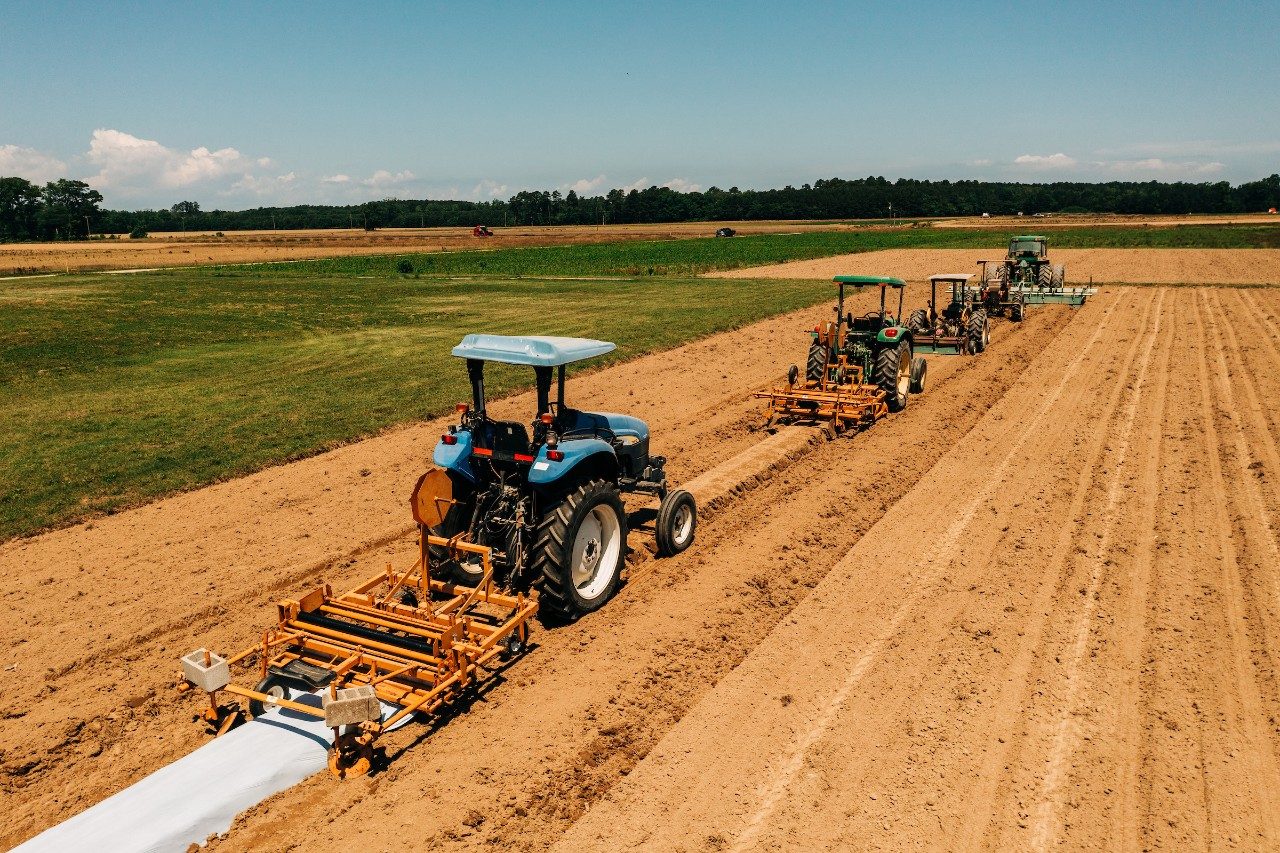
[{"x1": 14, "y1": 689, "x2": 405, "y2": 853}]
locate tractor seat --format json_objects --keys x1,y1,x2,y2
[{"x1": 850, "y1": 315, "x2": 882, "y2": 333}]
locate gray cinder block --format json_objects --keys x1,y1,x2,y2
[
  {"x1": 182, "y1": 649, "x2": 230, "y2": 693},
  {"x1": 322, "y1": 685, "x2": 380, "y2": 728}
]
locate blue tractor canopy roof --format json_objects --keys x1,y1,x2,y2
[
  {"x1": 833, "y1": 275, "x2": 906, "y2": 288},
  {"x1": 451, "y1": 334, "x2": 616, "y2": 367}
]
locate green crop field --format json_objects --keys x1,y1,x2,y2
[
  {"x1": 0, "y1": 271, "x2": 829, "y2": 540},
  {"x1": 277, "y1": 224, "x2": 1280, "y2": 279}
]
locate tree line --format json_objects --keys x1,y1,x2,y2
[{"x1": 2, "y1": 173, "x2": 1279, "y2": 240}]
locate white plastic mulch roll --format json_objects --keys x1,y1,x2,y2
[{"x1": 14, "y1": 690, "x2": 405, "y2": 853}]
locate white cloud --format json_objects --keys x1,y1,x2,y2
[
  {"x1": 362, "y1": 169, "x2": 415, "y2": 188},
  {"x1": 471, "y1": 178, "x2": 508, "y2": 198},
  {"x1": 322, "y1": 174, "x2": 352, "y2": 184},
  {"x1": 1013, "y1": 152, "x2": 1078, "y2": 169},
  {"x1": 969, "y1": 158, "x2": 993, "y2": 167},
  {"x1": 86, "y1": 128, "x2": 256, "y2": 191},
  {"x1": 0, "y1": 144, "x2": 68, "y2": 183},
  {"x1": 229, "y1": 171, "x2": 300, "y2": 197},
  {"x1": 1108, "y1": 157, "x2": 1225, "y2": 175},
  {"x1": 661, "y1": 177, "x2": 702, "y2": 193},
  {"x1": 565, "y1": 174, "x2": 607, "y2": 195},
  {"x1": 619, "y1": 177, "x2": 651, "y2": 193}
]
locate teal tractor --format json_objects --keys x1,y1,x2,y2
[
  {"x1": 427, "y1": 335, "x2": 697, "y2": 622},
  {"x1": 804, "y1": 276, "x2": 927, "y2": 411}
]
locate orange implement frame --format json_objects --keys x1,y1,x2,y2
[
  {"x1": 195, "y1": 531, "x2": 536, "y2": 776},
  {"x1": 753, "y1": 354, "x2": 888, "y2": 433}
]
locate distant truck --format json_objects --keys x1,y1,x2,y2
[{"x1": 714, "y1": 227, "x2": 736, "y2": 238}]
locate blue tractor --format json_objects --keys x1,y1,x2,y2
[{"x1": 424, "y1": 335, "x2": 697, "y2": 622}]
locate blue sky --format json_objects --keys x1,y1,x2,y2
[{"x1": 2, "y1": 0, "x2": 1277, "y2": 209}]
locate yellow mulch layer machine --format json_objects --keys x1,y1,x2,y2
[
  {"x1": 180, "y1": 473, "x2": 535, "y2": 778},
  {"x1": 754, "y1": 275, "x2": 925, "y2": 433}
]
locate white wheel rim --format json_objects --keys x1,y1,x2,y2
[
  {"x1": 672, "y1": 503, "x2": 693, "y2": 546},
  {"x1": 571, "y1": 505, "x2": 621, "y2": 599},
  {"x1": 265, "y1": 685, "x2": 285, "y2": 706}
]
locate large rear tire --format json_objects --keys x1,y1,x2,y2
[
  {"x1": 875, "y1": 342, "x2": 911, "y2": 412},
  {"x1": 907, "y1": 308, "x2": 929, "y2": 332},
  {"x1": 532, "y1": 480, "x2": 628, "y2": 623},
  {"x1": 805, "y1": 341, "x2": 827, "y2": 384},
  {"x1": 1052, "y1": 264, "x2": 1065, "y2": 289},
  {"x1": 1037, "y1": 265, "x2": 1053, "y2": 288}
]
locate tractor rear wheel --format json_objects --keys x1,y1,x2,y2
[
  {"x1": 532, "y1": 480, "x2": 628, "y2": 623},
  {"x1": 875, "y1": 342, "x2": 911, "y2": 412},
  {"x1": 907, "y1": 308, "x2": 929, "y2": 332},
  {"x1": 968, "y1": 309, "x2": 989, "y2": 353},
  {"x1": 1037, "y1": 265, "x2": 1053, "y2": 288},
  {"x1": 1052, "y1": 264, "x2": 1065, "y2": 289},
  {"x1": 805, "y1": 341, "x2": 827, "y2": 384}
]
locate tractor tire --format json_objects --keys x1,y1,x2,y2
[
  {"x1": 875, "y1": 342, "x2": 911, "y2": 412},
  {"x1": 1037, "y1": 265, "x2": 1053, "y2": 288},
  {"x1": 655, "y1": 489, "x2": 697, "y2": 556},
  {"x1": 1052, "y1": 264, "x2": 1065, "y2": 289},
  {"x1": 805, "y1": 340, "x2": 827, "y2": 384},
  {"x1": 909, "y1": 356, "x2": 927, "y2": 394},
  {"x1": 907, "y1": 308, "x2": 929, "y2": 332},
  {"x1": 1010, "y1": 302, "x2": 1024, "y2": 322},
  {"x1": 248, "y1": 674, "x2": 289, "y2": 719},
  {"x1": 425, "y1": 471, "x2": 483, "y2": 586},
  {"x1": 532, "y1": 479, "x2": 628, "y2": 623},
  {"x1": 968, "y1": 309, "x2": 989, "y2": 353}
]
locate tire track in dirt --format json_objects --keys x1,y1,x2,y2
[
  {"x1": 1026, "y1": 288, "x2": 1168, "y2": 851},
  {"x1": 948, "y1": 288, "x2": 1164, "y2": 851},
  {"x1": 1186, "y1": 290, "x2": 1280, "y2": 844},
  {"x1": 726, "y1": 293, "x2": 1139, "y2": 853}
]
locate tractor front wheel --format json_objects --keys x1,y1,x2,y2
[
  {"x1": 655, "y1": 489, "x2": 697, "y2": 556},
  {"x1": 1010, "y1": 302, "x2": 1024, "y2": 322},
  {"x1": 533, "y1": 480, "x2": 628, "y2": 623},
  {"x1": 910, "y1": 356, "x2": 927, "y2": 394},
  {"x1": 968, "y1": 309, "x2": 989, "y2": 353},
  {"x1": 875, "y1": 342, "x2": 911, "y2": 412}
]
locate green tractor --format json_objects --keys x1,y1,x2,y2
[
  {"x1": 980, "y1": 235, "x2": 1091, "y2": 313},
  {"x1": 908, "y1": 274, "x2": 990, "y2": 355},
  {"x1": 803, "y1": 276, "x2": 926, "y2": 412}
]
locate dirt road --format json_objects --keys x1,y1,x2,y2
[
  {"x1": 707, "y1": 247, "x2": 1280, "y2": 285},
  {"x1": 6, "y1": 287, "x2": 1279, "y2": 851}
]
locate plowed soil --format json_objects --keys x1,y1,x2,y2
[
  {"x1": 6, "y1": 287, "x2": 1280, "y2": 852},
  {"x1": 707, "y1": 247, "x2": 1280, "y2": 285}
]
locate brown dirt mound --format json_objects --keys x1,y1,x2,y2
[{"x1": 707, "y1": 247, "x2": 1280, "y2": 285}]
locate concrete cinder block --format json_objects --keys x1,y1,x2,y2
[
  {"x1": 322, "y1": 685, "x2": 380, "y2": 728},
  {"x1": 181, "y1": 649, "x2": 230, "y2": 693}
]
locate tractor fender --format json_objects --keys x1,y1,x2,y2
[
  {"x1": 876, "y1": 327, "x2": 911, "y2": 345},
  {"x1": 432, "y1": 430, "x2": 477, "y2": 482},
  {"x1": 529, "y1": 438, "x2": 619, "y2": 486}
]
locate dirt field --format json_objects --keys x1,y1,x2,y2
[
  {"x1": 5, "y1": 287, "x2": 1280, "y2": 851},
  {"x1": 932, "y1": 212, "x2": 1280, "y2": 229},
  {"x1": 0, "y1": 221, "x2": 847, "y2": 275},
  {"x1": 707, "y1": 247, "x2": 1280, "y2": 285}
]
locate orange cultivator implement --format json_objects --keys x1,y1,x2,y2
[
  {"x1": 181, "y1": 471, "x2": 536, "y2": 777},
  {"x1": 753, "y1": 349, "x2": 889, "y2": 434}
]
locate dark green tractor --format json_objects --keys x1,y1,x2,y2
[{"x1": 804, "y1": 275, "x2": 926, "y2": 412}]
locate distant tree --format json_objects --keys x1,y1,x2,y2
[
  {"x1": 171, "y1": 200, "x2": 201, "y2": 216},
  {"x1": 0, "y1": 176, "x2": 43, "y2": 240},
  {"x1": 129, "y1": 225, "x2": 148, "y2": 239},
  {"x1": 38, "y1": 179, "x2": 103, "y2": 239}
]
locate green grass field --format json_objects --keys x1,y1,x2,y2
[
  {"x1": 5, "y1": 221, "x2": 1278, "y2": 541},
  {"x1": 279, "y1": 224, "x2": 1280, "y2": 279},
  {"x1": 0, "y1": 271, "x2": 829, "y2": 540}
]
